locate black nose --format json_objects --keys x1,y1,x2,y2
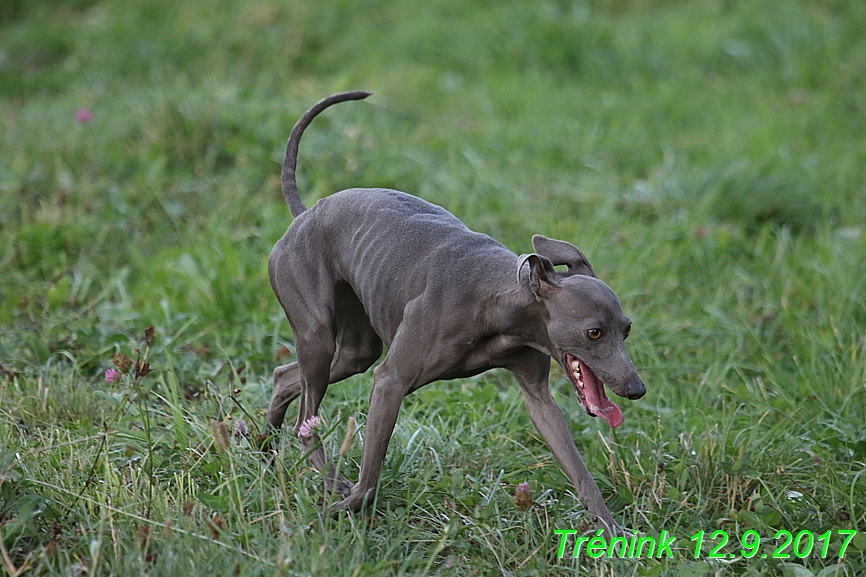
[{"x1": 627, "y1": 377, "x2": 646, "y2": 400}]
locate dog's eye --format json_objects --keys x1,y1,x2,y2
[
  {"x1": 586, "y1": 328, "x2": 602, "y2": 340},
  {"x1": 624, "y1": 323, "x2": 632, "y2": 340}
]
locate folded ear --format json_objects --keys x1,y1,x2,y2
[
  {"x1": 516, "y1": 253, "x2": 559, "y2": 299},
  {"x1": 531, "y1": 234, "x2": 596, "y2": 278}
]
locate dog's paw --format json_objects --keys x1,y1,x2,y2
[
  {"x1": 598, "y1": 520, "x2": 632, "y2": 539},
  {"x1": 324, "y1": 469, "x2": 355, "y2": 500},
  {"x1": 255, "y1": 429, "x2": 280, "y2": 456},
  {"x1": 328, "y1": 486, "x2": 374, "y2": 516}
]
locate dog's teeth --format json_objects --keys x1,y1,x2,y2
[{"x1": 571, "y1": 359, "x2": 583, "y2": 387}]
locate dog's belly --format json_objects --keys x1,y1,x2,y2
[{"x1": 431, "y1": 336, "x2": 532, "y2": 381}]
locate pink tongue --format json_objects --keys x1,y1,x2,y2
[{"x1": 580, "y1": 360, "x2": 623, "y2": 429}]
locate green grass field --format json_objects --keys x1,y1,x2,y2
[{"x1": 2, "y1": 0, "x2": 865, "y2": 575}]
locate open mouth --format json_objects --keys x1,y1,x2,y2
[{"x1": 565, "y1": 353, "x2": 623, "y2": 429}]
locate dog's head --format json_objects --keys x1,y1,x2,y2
[{"x1": 518, "y1": 235, "x2": 645, "y2": 428}]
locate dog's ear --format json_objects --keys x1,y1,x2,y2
[
  {"x1": 531, "y1": 234, "x2": 596, "y2": 278},
  {"x1": 517, "y1": 253, "x2": 559, "y2": 299}
]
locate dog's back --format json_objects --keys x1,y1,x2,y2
[{"x1": 271, "y1": 187, "x2": 517, "y2": 345}]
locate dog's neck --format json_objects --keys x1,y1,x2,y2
[{"x1": 475, "y1": 266, "x2": 554, "y2": 357}]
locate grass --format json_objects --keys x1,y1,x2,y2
[{"x1": 1, "y1": 0, "x2": 865, "y2": 575}]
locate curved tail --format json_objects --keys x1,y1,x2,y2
[{"x1": 282, "y1": 91, "x2": 372, "y2": 217}]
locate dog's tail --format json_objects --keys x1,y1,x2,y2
[{"x1": 282, "y1": 91, "x2": 372, "y2": 217}]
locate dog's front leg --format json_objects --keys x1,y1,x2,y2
[
  {"x1": 523, "y1": 391, "x2": 624, "y2": 535},
  {"x1": 507, "y1": 350, "x2": 625, "y2": 536},
  {"x1": 330, "y1": 360, "x2": 408, "y2": 513}
]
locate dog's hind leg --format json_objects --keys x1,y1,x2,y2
[
  {"x1": 290, "y1": 328, "x2": 336, "y2": 477},
  {"x1": 269, "y1": 283, "x2": 382, "y2": 498},
  {"x1": 268, "y1": 362, "x2": 303, "y2": 431},
  {"x1": 268, "y1": 283, "x2": 382, "y2": 431}
]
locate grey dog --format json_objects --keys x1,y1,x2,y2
[{"x1": 266, "y1": 91, "x2": 646, "y2": 534}]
